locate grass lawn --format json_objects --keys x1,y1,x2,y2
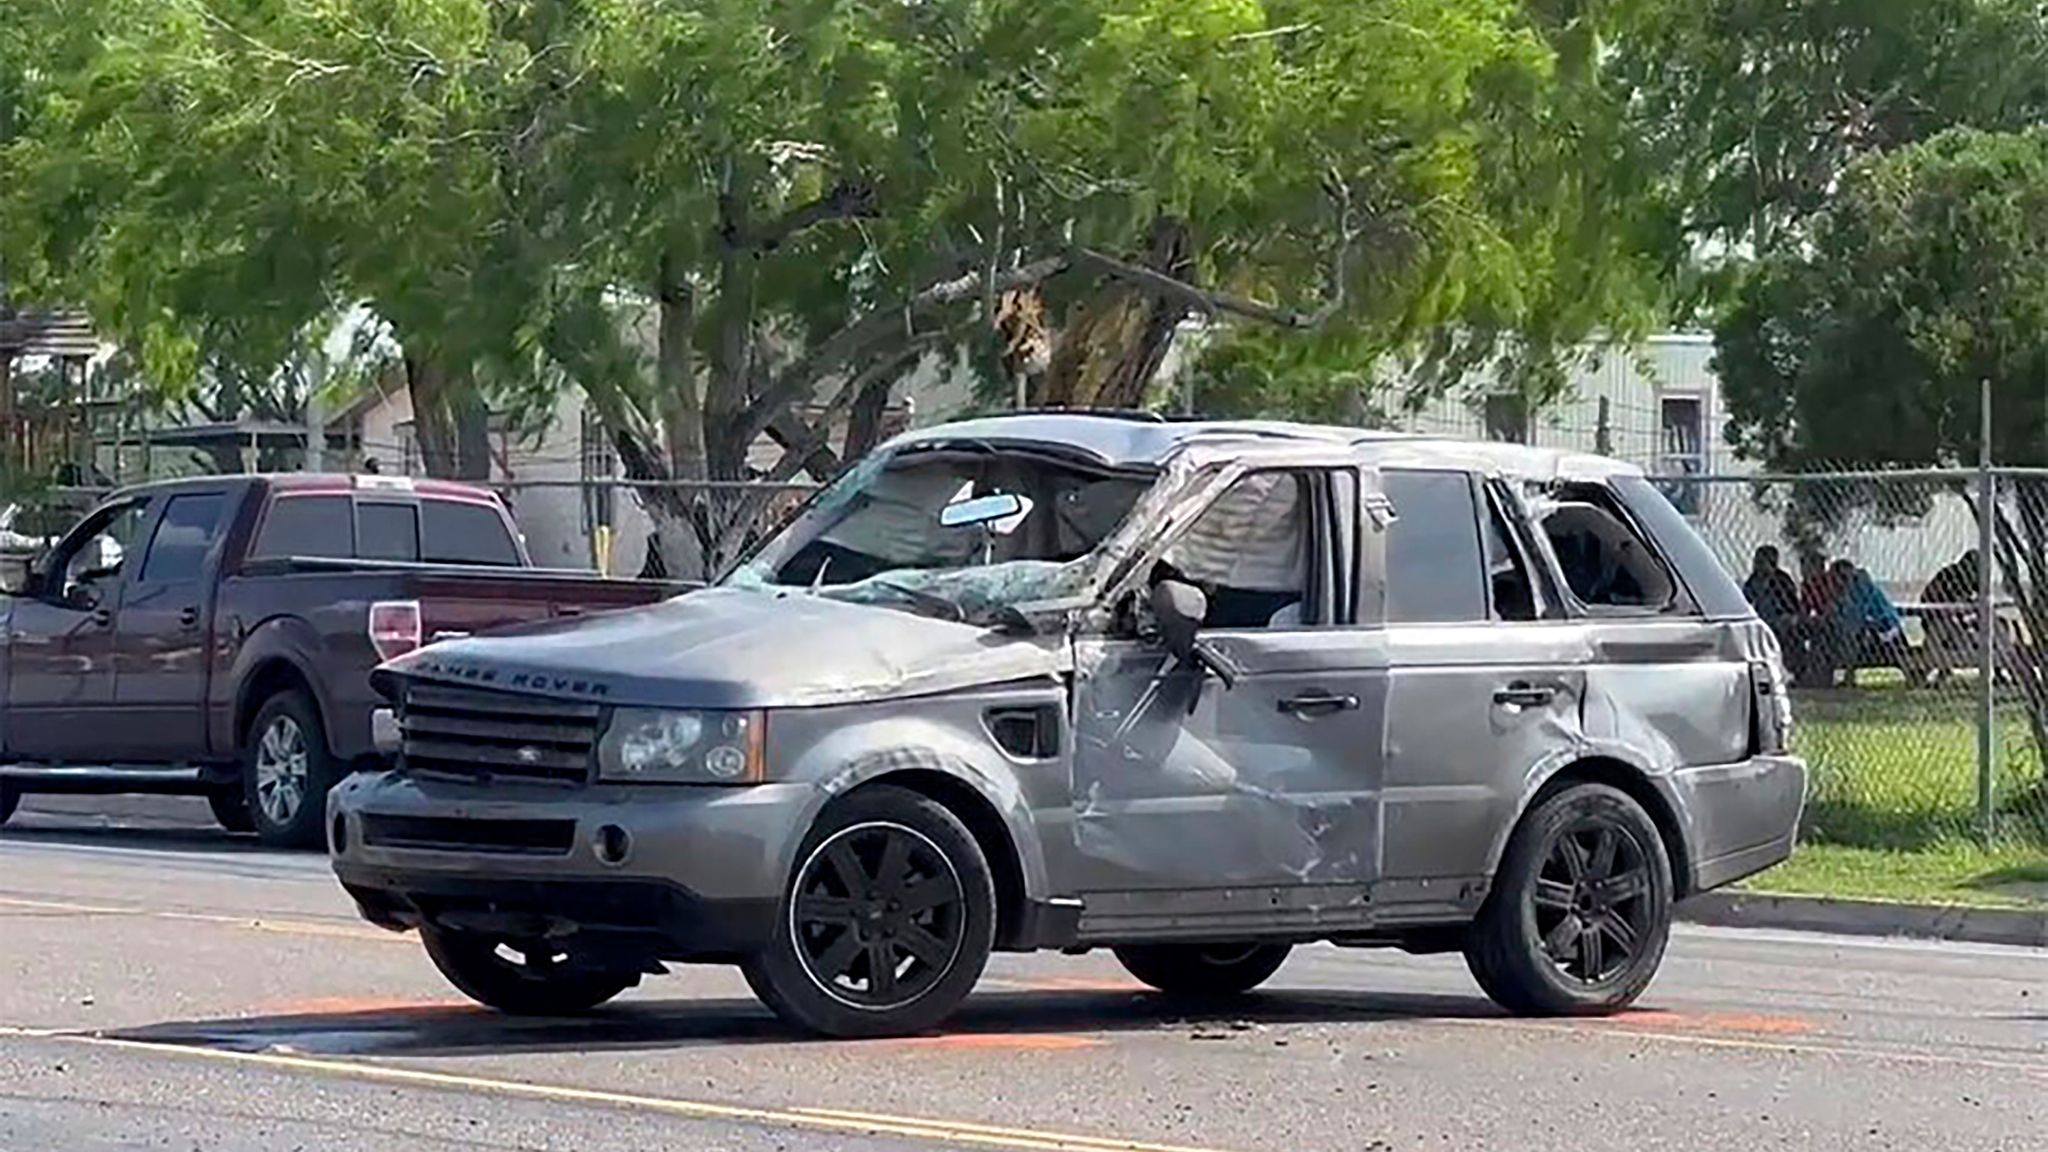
[
  {"x1": 1741, "y1": 842, "x2": 2048, "y2": 909},
  {"x1": 1742, "y1": 676, "x2": 2048, "y2": 906}
]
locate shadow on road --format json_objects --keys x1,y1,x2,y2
[
  {"x1": 102, "y1": 987, "x2": 1502, "y2": 1058},
  {"x1": 0, "y1": 823, "x2": 284, "y2": 856}
]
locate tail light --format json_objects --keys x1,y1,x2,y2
[
  {"x1": 1750, "y1": 657, "x2": 1794, "y2": 754},
  {"x1": 369, "y1": 599, "x2": 423, "y2": 662}
]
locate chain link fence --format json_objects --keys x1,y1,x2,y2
[
  {"x1": 1659, "y1": 469, "x2": 2048, "y2": 852},
  {"x1": 13, "y1": 463, "x2": 2048, "y2": 854}
]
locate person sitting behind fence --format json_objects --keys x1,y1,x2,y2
[
  {"x1": 1920, "y1": 550, "x2": 1981, "y2": 685},
  {"x1": 1744, "y1": 546, "x2": 1801, "y2": 625},
  {"x1": 1831, "y1": 559, "x2": 1906, "y2": 687}
]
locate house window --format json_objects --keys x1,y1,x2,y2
[
  {"x1": 1483, "y1": 394, "x2": 1530, "y2": 444},
  {"x1": 1657, "y1": 394, "x2": 1706, "y2": 515}
]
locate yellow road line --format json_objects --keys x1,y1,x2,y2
[
  {"x1": 1440, "y1": 1015, "x2": 2048, "y2": 1080},
  {"x1": 0, "y1": 895, "x2": 400, "y2": 943},
  {"x1": 18, "y1": 1032, "x2": 1237, "y2": 1152}
]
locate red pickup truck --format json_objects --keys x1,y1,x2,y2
[{"x1": 0, "y1": 474, "x2": 677, "y2": 845}]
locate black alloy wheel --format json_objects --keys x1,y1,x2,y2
[
  {"x1": 744, "y1": 785, "x2": 996, "y2": 1038},
  {"x1": 1464, "y1": 782, "x2": 1673, "y2": 1016},
  {"x1": 421, "y1": 927, "x2": 638, "y2": 1015},
  {"x1": 1530, "y1": 817, "x2": 1654, "y2": 984},
  {"x1": 790, "y1": 821, "x2": 968, "y2": 1009}
]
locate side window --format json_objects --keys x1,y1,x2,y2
[
  {"x1": 357, "y1": 502, "x2": 421, "y2": 562},
  {"x1": 1539, "y1": 483, "x2": 1680, "y2": 612},
  {"x1": 139, "y1": 494, "x2": 227, "y2": 584},
  {"x1": 1160, "y1": 470, "x2": 1314, "y2": 629},
  {"x1": 251, "y1": 495, "x2": 353, "y2": 560},
  {"x1": 1481, "y1": 488, "x2": 1538, "y2": 622},
  {"x1": 1382, "y1": 469, "x2": 1488, "y2": 624},
  {"x1": 54, "y1": 500, "x2": 149, "y2": 603},
  {"x1": 421, "y1": 500, "x2": 521, "y2": 566}
]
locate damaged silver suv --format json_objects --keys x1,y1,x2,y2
[{"x1": 329, "y1": 413, "x2": 1805, "y2": 1037}]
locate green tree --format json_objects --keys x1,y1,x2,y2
[
  {"x1": 1617, "y1": 0, "x2": 2048, "y2": 272},
  {"x1": 1716, "y1": 127, "x2": 2048, "y2": 778},
  {"x1": 5, "y1": 0, "x2": 1687, "y2": 576}
]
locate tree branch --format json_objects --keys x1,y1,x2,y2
[
  {"x1": 738, "y1": 254, "x2": 1070, "y2": 449},
  {"x1": 747, "y1": 181, "x2": 878, "y2": 253}
]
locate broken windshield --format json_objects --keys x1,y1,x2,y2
[{"x1": 725, "y1": 444, "x2": 1156, "y2": 622}]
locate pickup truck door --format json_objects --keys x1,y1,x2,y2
[
  {"x1": 110, "y1": 489, "x2": 235, "y2": 760},
  {"x1": 5, "y1": 497, "x2": 151, "y2": 761}
]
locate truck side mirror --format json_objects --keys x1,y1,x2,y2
[
  {"x1": 1150, "y1": 579, "x2": 1208, "y2": 661},
  {"x1": 1148, "y1": 579, "x2": 1239, "y2": 694}
]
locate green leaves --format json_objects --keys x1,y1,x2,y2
[{"x1": 1717, "y1": 128, "x2": 2048, "y2": 470}]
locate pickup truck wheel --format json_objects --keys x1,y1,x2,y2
[
  {"x1": 1113, "y1": 942, "x2": 1293, "y2": 997},
  {"x1": 1463, "y1": 782, "x2": 1672, "y2": 1016},
  {"x1": 243, "y1": 691, "x2": 337, "y2": 849},
  {"x1": 206, "y1": 788, "x2": 256, "y2": 834},
  {"x1": 421, "y1": 927, "x2": 637, "y2": 1015},
  {"x1": 743, "y1": 786, "x2": 996, "y2": 1038}
]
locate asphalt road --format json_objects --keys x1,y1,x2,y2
[{"x1": 2, "y1": 795, "x2": 2043, "y2": 1152}]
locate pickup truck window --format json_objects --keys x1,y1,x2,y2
[
  {"x1": 139, "y1": 493, "x2": 227, "y2": 584},
  {"x1": 357, "y1": 502, "x2": 420, "y2": 562},
  {"x1": 56, "y1": 499, "x2": 148, "y2": 603},
  {"x1": 1381, "y1": 469, "x2": 1488, "y2": 624},
  {"x1": 422, "y1": 500, "x2": 520, "y2": 566},
  {"x1": 252, "y1": 495, "x2": 352, "y2": 560}
]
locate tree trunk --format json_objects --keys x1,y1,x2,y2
[
  {"x1": 1038, "y1": 215, "x2": 1192, "y2": 409},
  {"x1": 657, "y1": 250, "x2": 707, "y2": 482},
  {"x1": 406, "y1": 356, "x2": 462, "y2": 479},
  {"x1": 452, "y1": 387, "x2": 492, "y2": 481}
]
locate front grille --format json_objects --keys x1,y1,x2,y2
[
  {"x1": 360, "y1": 814, "x2": 577, "y2": 855},
  {"x1": 399, "y1": 683, "x2": 601, "y2": 785}
]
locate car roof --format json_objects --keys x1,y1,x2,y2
[
  {"x1": 108, "y1": 473, "x2": 502, "y2": 503},
  {"x1": 889, "y1": 412, "x2": 1643, "y2": 481}
]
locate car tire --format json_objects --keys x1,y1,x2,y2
[
  {"x1": 207, "y1": 787, "x2": 256, "y2": 834},
  {"x1": 242, "y1": 690, "x2": 339, "y2": 849},
  {"x1": 1113, "y1": 942, "x2": 1292, "y2": 997},
  {"x1": 1464, "y1": 782, "x2": 1673, "y2": 1016},
  {"x1": 0, "y1": 784, "x2": 17, "y2": 826},
  {"x1": 421, "y1": 926, "x2": 638, "y2": 1015},
  {"x1": 743, "y1": 785, "x2": 997, "y2": 1039}
]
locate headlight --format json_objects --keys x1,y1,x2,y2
[{"x1": 597, "y1": 708, "x2": 765, "y2": 784}]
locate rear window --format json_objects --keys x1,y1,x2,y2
[
  {"x1": 421, "y1": 500, "x2": 520, "y2": 566},
  {"x1": 1381, "y1": 469, "x2": 1488, "y2": 624},
  {"x1": 251, "y1": 495, "x2": 352, "y2": 559},
  {"x1": 357, "y1": 502, "x2": 420, "y2": 562},
  {"x1": 1609, "y1": 475, "x2": 1746, "y2": 618}
]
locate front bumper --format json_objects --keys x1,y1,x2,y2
[
  {"x1": 328, "y1": 769, "x2": 816, "y2": 959},
  {"x1": 1671, "y1": 753, "x2": 1808, "y2": 892}
]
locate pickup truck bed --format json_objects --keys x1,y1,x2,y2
[{"x1": 0, "y1": 474, "x2": 677, "y2": 845}]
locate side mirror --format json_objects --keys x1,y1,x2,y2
[
  {"x1": 1150, "y1": 579, "x2": 1208, "y2": 661},
  {"x1": 1149, "y1": 579, "x2": 1238, "y2": 691}
]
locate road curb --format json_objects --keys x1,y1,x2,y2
[{"x1": 1679, "y1": 890, "x2": 2048, "y2": 948}]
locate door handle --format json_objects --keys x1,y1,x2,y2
[
  {"x1": 178, "y1": 606, "x2": 199, "y2": 628},
  {"x1": 1493, "y1": 682, "x2": 1557, "y2": 708},
  {"x1": 1278, "y1": 690, "x2": 1361, "y2": 718}
]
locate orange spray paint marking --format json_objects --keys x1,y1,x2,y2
[
  {"x1": 861, "y1": 1033, "x2": 1105, "y2": 1053},
  {"x1": 1608, "y1": 1010, "x2": 1815, "y2": 1036}
]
